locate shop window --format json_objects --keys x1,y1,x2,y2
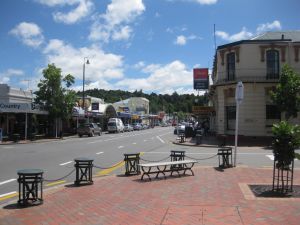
[
  {"x1": 227, "y1": 52, "x2": 235, "y2": 81},
  {"x1": 226, "y1": 106, "x2": 236, "y2": 130},
  {"x1": 266, "y1": 50, "x2": 279, "y2": 79},
  {"x1": 266, "y1": 105, "x2": 281, "y2": 120}
]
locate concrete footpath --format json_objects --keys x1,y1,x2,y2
[{"x1": 1, "y1": 166, "x2": 300, "y2": 225}]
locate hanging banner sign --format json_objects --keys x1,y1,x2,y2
[{"x1": 193, "y1": 68, "x2": 209, "y2": 90}]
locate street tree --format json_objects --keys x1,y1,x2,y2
[
  {"x1": 271, "y1": 64, "x2": 300, "y2": 120},
  {"x1": 35, "y1": 64, "x2": 76, "y2": 137}
]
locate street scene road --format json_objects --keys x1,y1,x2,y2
[{"x1": 1, "y1": 126, "x2": 300, "y2": 203}]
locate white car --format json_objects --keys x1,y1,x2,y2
[{"x1": 107, "y1": 118, "x2": 124, "y2": 133}]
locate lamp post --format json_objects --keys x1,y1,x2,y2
[{"x1": 82, "y1": 57, "x2": 90, "y2": 112}]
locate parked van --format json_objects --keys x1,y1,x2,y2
[{"x1": 107, "y1": 118, "x2": 124, "y2": 133}]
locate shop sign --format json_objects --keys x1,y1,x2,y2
[
  {"x1": 192, "y1": 106, "x2": 214, "y2": 114},
  {"x1": 193, "y1": 68, "x2": 209, "y2": 90},
  {"x1": 0, "y1": 102, "x2": 48, "y2": 114}
]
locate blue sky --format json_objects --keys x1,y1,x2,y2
[{"x1": 0, "y1": 0, "x2": 299, "y2": 94}]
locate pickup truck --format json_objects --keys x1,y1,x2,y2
[{"x1": 77, "y1": 123, "x2": 102, "y2": 137}]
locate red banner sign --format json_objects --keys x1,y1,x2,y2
[{"x1": 193, "y1": 68, "x2": 209, "y2": 90}]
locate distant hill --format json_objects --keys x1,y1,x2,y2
[{"x1": 79, "y1": 89, "x2": 208, "y2": 114}]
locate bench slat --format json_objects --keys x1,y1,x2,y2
[{"x1": 139, "y1": 160, "x2": 197, "y2": 167}]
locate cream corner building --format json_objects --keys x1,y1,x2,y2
[{"x1": 210, "y1": 31, "x2": 300, "y2": 137}]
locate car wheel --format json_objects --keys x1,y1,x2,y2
[{"x1": 79, "y1": 134, "x2": 82, "y2": 137}]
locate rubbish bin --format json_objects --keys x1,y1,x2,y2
[
  {"x1": 17, "y1": 169, "x2": 44, "y2": 206},
  {"x1": 74, "y1": 157, "x2": 94, "y2": 185},
  {"x1": 196, "y1": 134, "x2": 202, "y2": 145},
  {"x1": 124, "y1": 153, "x2": 140, "y2": 176}
]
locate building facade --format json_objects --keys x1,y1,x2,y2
[
  {"x1": 0, "y1": 84, "x2": 48, "y2": 140},
  {"x1": 210, "y1": 31, "x2": 300, "y2": 137}
]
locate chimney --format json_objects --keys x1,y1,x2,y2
[{"x1": 281, "y1": 34, "x2": 284, "y2": 40}]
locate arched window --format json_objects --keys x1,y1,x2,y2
[
  {"x1": 266, "y1": 50, "x2": 279, "y2": 79},
  {"x1": 227, "y1": 52, "x2": 235, "y2": 81}
]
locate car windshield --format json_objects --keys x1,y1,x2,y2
[{"x1": 108, "y1": 122, "x2": 116, "y2": 126}]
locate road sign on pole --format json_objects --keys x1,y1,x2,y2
[{"x1": 234, "y1": 81, "x2": 244, "y2": 167}]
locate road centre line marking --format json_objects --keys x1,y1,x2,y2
[
  {"x1": 0, "y1": 191, "x2": 18, "y2": 200},
  {"x1": 59, "y1": 161, "x2": 73, "y2": 166},
  {"x1": 96, "y1": 151, "x2": 104, "y2": 155},
  {"x1": 96, "y1": 152, "x2": 145, "y2": 176},
  {"x1": 0, "y1": 179, "x2": 16, "y2": 186},
  {"x1": 156, "y1": 136, "x2": 165, "y2": 143},
  {"x1": 46, "y1": 180, "x2": 66, "y2": 187}
]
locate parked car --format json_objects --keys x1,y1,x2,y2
[
  {"x1": 133, "y1": 123, "x2": 142, "y2": 130},
  {"x1": 174, "y1": 124, "x2": 185, "y2": 135},
  {"x1": 77, "y1": 123, "x2": 102, "y2": 137},
  {"x1": 107, "y1": 118, "x2": 124, "y2": 133},
  {"x1": 124, "y1": 124, "x2": 133, "y2": 132},
  {"x1": 141, "y1": 124, "x2": 149, "y2": 129}
]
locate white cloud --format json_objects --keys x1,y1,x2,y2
[
  {"x1": 193, "y1": 0, "x2": 218, "y2": 4},
  {"x1": 89, "y1": 0, "x2": 145, "y2": 42},
  {"x1": 0, "y1": 69, "x2": 25, "y2": 84},
  {"x1": 174, "y1": 34, "x2": 198, "y2": 45},
  {"x1": 216, "y1": 27, "x2": 253, "y2": 42},
  {"x1": 0, "y1": 77, "x2": 10, "y2": 84},
  {"x1": 256, "y1": 20, "x2": 282, "y2": 34},
  {"x1": 216, "y1": 20, "x2": 282, "y2": 42},
  {"x1": 43, "y1": 39, "x2": 124, "y2": 90},
  {"x1": 9, "y1": 22, "x2": 44, "y2": 48},
  {"x1": 133, "y1": 61, "x2": 146, "y2": 69},
  {"x1": 112, "y1": 26, "x2": 132, "y2": 41},
  {"x1": 116, "y1": 60, "x2": 193, "y2": 94},
  {"x1": 35, "y1": 0, "x2": 94, "y2": 24},
  {"x1": 175, "y1": 35, "x2": 187, "y2": 45}
]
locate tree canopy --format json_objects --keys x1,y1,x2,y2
[
  {"x1": 271, "y1": 64, "x2": 300, "y2": 120},
  {"x1": 34, "y1": 64, "x2": 76, "y2": 121}
]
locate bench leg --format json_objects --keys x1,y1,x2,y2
[
  {"x1": 183, "y1": 163, "x2": 195, "y2": 176},
  {"x1": 141, "y1": 167, "x2": 151, "y2": 181},
  {"x1": 155, "y1": 165, "x2": 167, "y2": 179}
]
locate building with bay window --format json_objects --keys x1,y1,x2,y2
[{"x1": 210, "y1": 31, "x2": 300, "y2": 137}]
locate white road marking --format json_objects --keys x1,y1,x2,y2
[
  {"x1": 144, "y1": 140, "x2": 147, "y2": 142},
  {"x1": 0, "y1": 191, "x2": 17, "y2": 198},
  {"x1": 0, "y1": 179, "x2": 16, "y2": 186},
  {"x1": 118, "y1": 146, "x2": 124, "y2": 149},
  {"x1": 2, "y1": 146, "x2": 14, "y2": 149},
  {"x1": 88, "y1": 129, "x2": 172, "y2": 144},
  {"x1": 132, "y1": 143, "x2": 137, "y2": 145},
  {"x1": 96, "y1": 152, "x2": 104, "y2": 155},
  {"x1": 59, "y1": 161, "x2": 73, "y2": 166},
  {"x1": 156, "y1": 136, "x2": 165, "y2": 143}
]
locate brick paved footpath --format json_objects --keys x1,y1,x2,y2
[{"x1": 1, "y1": 167, "x2": 300, "y2": 225}]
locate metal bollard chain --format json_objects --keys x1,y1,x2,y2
[
  {"x1": 44, "y1": 168, "x2": 76, "y2": 182},
  {"x1": 140, "y1": 156, "x2": 171, "y2": 163},
  {"x1": 185, "y1": 154, "x2": 218, "y2": 162},
  {"x1": 93, "y1": 161, "x2": 124, "y2": 170}
]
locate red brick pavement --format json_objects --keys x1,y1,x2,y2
[{"x1": 1, "y1": 167, "x2": 300, "y2": 225}]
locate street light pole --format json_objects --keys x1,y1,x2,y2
[{"x1": 82, "y1": 57, "x2": 90, "y2": 112}]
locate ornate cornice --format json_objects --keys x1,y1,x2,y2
[
  {"x1": 259, "y1": 44, "x2": 287, "y2": 62},
  {"x1": 219, "y1": 46, "x2": 240, "y2": 65}
]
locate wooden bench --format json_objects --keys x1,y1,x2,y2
[{"x1": 138, "y1": 160, "x2": 197, "y2": 181}]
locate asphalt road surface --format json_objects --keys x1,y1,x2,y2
[{"x1": 0, "y1": 126, "x2": 299, "y2": 204}]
